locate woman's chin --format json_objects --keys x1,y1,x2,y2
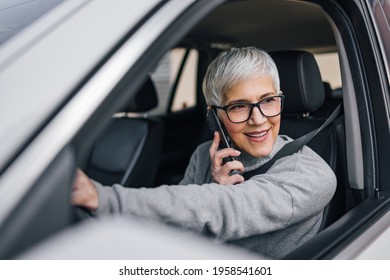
[{"x1": 244, "y1": 145, "x2": 273, "y2": 158}]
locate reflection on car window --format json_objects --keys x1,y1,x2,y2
[
  {"x1": 150, "y1": 48, "x2": 198, "y2": 115},
  {"x1": 0, "y1": 0, "x2": 64, "y2": 46},
  {"x1": 370, "y1": 0, "x2": 390, "y2": 70}
]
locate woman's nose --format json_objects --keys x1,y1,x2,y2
[{"x1": 248, "y1": 106, "x2": 267, "y2": 125}]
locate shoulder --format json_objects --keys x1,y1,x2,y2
[
  {"x1": 180, "y1": 140, "x2": 212, "y2": 185},
  {"x1": 277, "y1": 134, "x2": 329, "y2": 169},
  {"x1": 196, "y1": 140, "x2": 213, "y2": 152},
  {"x1": 187, "y1": 140, "x2": 213, "y2": 170},
  {"x1": 184, "y1": 140, "x2": 212, "y2": 171},
  {"x1": 258, "y1": 137, "x2": 337, "y2": 214},
  {"x1": 192, "y1": 140, "x2": 212, "y2": 160},
  {"x1": 266, "y1": 135, "x2": 336, "y2": 186}
]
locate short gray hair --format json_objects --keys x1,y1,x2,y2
[{"x1": 202, "y1": 47, "x2": 280, "y2": 106}]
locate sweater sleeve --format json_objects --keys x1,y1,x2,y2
[{"x1": 94, "y1": 145, "x2": 336, "y2": 241}]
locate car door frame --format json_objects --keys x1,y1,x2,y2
[
  {"x1": 0, "y1": 0, "x2": 229, "y2": 259},
  {"x1": 285, "y1": 0, "x2": 390, "y2": 259}
]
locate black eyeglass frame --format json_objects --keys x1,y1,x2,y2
[{"x1": 210, "y1": 94, "x2": 285, "y2": 124}]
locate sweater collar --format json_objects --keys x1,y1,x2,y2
[{"x1": 235, "y1": 135, "x2": 289, "y2": 172}]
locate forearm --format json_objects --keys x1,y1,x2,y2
[{"x1": 94, "y1": 179, "x2": 293, "y2": 241}]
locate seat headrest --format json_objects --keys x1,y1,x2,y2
[
  {"x1": 270, "y1": 50, "x2": 325, "y2": 114},
  {"x1": 323, "y1": 81, "x2": 332, "y2": 98},
  {"x1": 123, "y1": 77, "x2": 158, "y2": 113},
  {"x1": 323, "y1": 81, "x2": 342, "y2": 100}
]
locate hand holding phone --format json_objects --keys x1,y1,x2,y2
[
  {"x1": 206, "y1": 109, "x2": 242, "y2": 176},
  {"x1": 206, "y1": 109, "x2": 235, "y2": 161}
]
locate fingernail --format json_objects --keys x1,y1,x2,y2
[{"x1": 234, "y1": 150, "x2": 241, "y2": 155}]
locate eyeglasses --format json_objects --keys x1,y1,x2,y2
[{"x1": 210, "y1": 95, "x2": 285, "y2": 124}]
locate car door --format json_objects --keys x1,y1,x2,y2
[
  {"x1": 0, "y1": 0, "x2": 225, "y2": 259},
  {"x1": 0, "y1": 0, "x2": 163, "y2": 259}
]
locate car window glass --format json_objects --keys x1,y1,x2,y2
[
  {"x1": 314, "y1": 52, "x2": 342, "y2": 89},
  {"x1": 370, "y1": 0, "x2": 390, "y2": 74},
  {"x1": 0, "y1": 0, "x2": 64, "y2": 46},
  {"x1": 150, "y1": 48, "x2": 198, "y2": 115},
  {"x1": 171, "y1": 49, "x2": 198, "y2": 112}
]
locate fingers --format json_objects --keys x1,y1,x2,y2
[
  {"x1": 209, "y1": 133, "x2": 245, "y2": 185},
  {"x1": 71, "y1": 168, "x2": 99, "y2": 211},
  {"x1": 72, "y1": 168, "x2": 86, "y2": 191},
  {"x1": 213, "y1": 168, "x2": 245, "y2": 185},
  {"x1": 209, "y1": 132, "x2": 220, "y2": 160},
  {"x1": 213, "y1": 160, "x2": 245, "y2": 184},
  {"x1": 227, "y1": 173, "x2": 245, "y2": 185},
  {"x1": 210, "y1": 131, "x2": 241, "y2": 164},
  {"x1": 215, "y1": 148, "x2": 241, "y2": 161},
  {"x1": 222, "y1": 160, "x2": 245, "y2": 174}
]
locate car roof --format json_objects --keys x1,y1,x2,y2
[{"x1": 185, "y1": 0, "x2": 336, "y2": 53}]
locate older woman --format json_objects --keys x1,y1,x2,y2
[{"x1": 72, "y1": 47, "x2": 336, "y2": 258}]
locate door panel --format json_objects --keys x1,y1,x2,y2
[{"x1": 0, "y1": 146, "x2": 76, "y2": 259}]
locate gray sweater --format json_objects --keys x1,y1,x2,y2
[{"x1": 94, "y1": 135, "x2": 336, "y2": 258}]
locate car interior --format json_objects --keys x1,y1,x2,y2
[
  {"x1": 85, "y1": 78, "x2": 164, "y2": 189},
  {"x1": 80, "y1": 0, "x2": 358, "y2": 254},
  {"x1": 74, "y1": 0, "x2": 362, "y2": 256},
  {"x1": 1, "y1": 0, "x2": 389, "y2": 260}
]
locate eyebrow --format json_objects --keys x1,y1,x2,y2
[{"x1": 227, "y1": 92, "x2": 277, "y2": 104}]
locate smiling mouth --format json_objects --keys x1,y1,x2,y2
[{"x1": 244, "y1": 128, "x2": 270, "y2": 138}]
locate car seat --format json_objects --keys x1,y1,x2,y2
[
  {"x1": 86, "y1": 77, "x2": 164, "y2": 188},
  {"x1": 270, "y1": 50, "x2": 347, "y2": 229},
  {"x1": 312, "y1": 82, "x2": 343, "y2": 119}
]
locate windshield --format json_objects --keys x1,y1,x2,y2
[{"x1": 0, "y1": 0, "x2": 64, "y2": 46}]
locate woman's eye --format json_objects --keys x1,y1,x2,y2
[
  {"x1": 262, "y1": 97, "x2": 276, "y2": 103},
  {"x1": 228, "y1": 104, "x2": 248, "y2": 111}
]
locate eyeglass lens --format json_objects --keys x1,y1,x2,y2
[{"x1": 226, "y1": 96, "x2": 283, "y2": 123}]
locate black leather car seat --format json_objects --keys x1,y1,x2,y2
[
  {"x1": 270, "y1": 50, "x2": 347, "y2": 229},
  {"x1": 86, "y1": 78, "x2": 164, "y2": 188},
  {"x1": 312, "y1": 82, "x2": 343, "y2": 119}
]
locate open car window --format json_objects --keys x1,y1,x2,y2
[{"x1": 0, "y1": 0, "x2": 390, "y2": 264}]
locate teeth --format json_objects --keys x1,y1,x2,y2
[{"x1": 247, "y1": 130, "x2": 267, "y2": 137}]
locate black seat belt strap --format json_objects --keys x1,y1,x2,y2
[{"x1": 243, "y1": 103, "x2": 343, "y2": 180}]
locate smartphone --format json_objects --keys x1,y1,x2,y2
[{"x1": 206, "y1": 109, "x2": 236, "y2": 162}]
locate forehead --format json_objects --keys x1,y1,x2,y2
[{"x1": 222, "y1": 76, "x2": 276, "y2": 104}]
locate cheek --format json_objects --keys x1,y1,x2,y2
[
  {"x1": 271, "y1": 116, "x2": 281, "y2": 135},
  {"x1": 224, "y1": 125, "x2": 247, "y2": 150},
  {"x1": 220, "y1": 116, "x2": 243, "y2": 138},
  {"x1": 224, "y1": 122, "x2": 242, "y2": 135}
]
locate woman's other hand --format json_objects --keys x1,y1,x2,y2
[
  {"x1": 209, "y1": 132, "x2": 245, "y2": 185},
  {"x1": 71, "y1": 168, "x2": 99, "y2": 211}
]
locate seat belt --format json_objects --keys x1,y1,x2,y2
[{"x1": 243, "y1": 103, "x2": 343, "y2": 180}]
